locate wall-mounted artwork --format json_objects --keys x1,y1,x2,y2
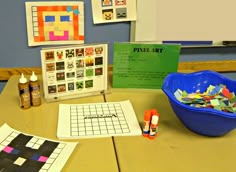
[
  {"x1": 25, "y1": 2, "x2": 84, "y2": 46},
  {"x1": 91, "y1": 0, "x2": 136, "y2": 24}
]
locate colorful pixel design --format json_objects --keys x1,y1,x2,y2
[
  {"x1": 0, "y1": 124, "x2": 77, "y2": 172},
  {"x1": 92, "y1": 0, "x2": 136, "y2": 24},
  {"x1": 26, "y1": 2, "x2": 84, "y2": 46},
  {"x1": 41, "y1": 44, "x2": 108, "y2": 102},
  {"x1": 0, "y1": 133, "x2": 62, "y2": 171}
]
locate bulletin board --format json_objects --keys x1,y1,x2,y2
[{"x1": 131, "y1": 0, "x2": 236, "y2": 44}]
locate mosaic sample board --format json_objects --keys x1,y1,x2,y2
[
  {"x1": 0, "y1": 124, "x2": 77, "y2": 172},
  {"x1": 25, "y1": 1, "x2": 84, "y2": 46},
  {"x1": 57, "y1": 100, "x2": 142, "y2": 139},
  {"x1": 41, "y1": 43, "x2": 108, "y2": 102}
]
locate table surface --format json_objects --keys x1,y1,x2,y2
[
  {"x1": 1, "y1": 75, "x2": 236, "y2": 172},
  {"x1": 0, "y1": 75, "x2": 119, "y2": 172}
]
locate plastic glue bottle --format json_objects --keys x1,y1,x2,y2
[
  {"x1": 29, "y1": 71, "x2": 41, "y2": 106},
  {"x1": 18, "y1": 73, "x2": 31, "y2": 109}
]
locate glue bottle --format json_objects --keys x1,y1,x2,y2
[
  {"x1": 143, "y1": 110, "x2": 152, "y2": 137},
  {"x1": 18, "y1": 73, "x2": 31, "y2": 109},
  {"x1": 29, "y1": 71, "x2": 41, "y2": 106}
]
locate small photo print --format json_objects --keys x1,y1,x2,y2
[
  {"x1": 115, "y1": 0, "x2": 126, "y2": 5},
  {"x1": 66, "y1": 49, "x2": 75, "y2": 58},
  {"x1": 76, "y1": 48, "x2": 84, "y2": 57},
  {"x1": 95, "y1": 47, "x2": 103, "y2": 55},
  {"x1": 116, "y1": 8, "x2": 127, "y2": 19},
  {"x1": 86, "y1": 68, "x2": 94, "y2": 77},
  {"x1": 85, "y1": 57, "x2": 94, "y2": 67},
  {"x1": 76, "y1": 70, "x2": 84, "y2": 78},
  {"x1": 56, "y1": 72, "x2": 65, "y2": 81},
  {"x1": 56, "y1": 62, "x2": 65, "y2": 70},
  {"x1": 47, "y1": 73, "x2": 56, "y2": 84},
  {"x1": 45, "y1": 51, "x2": 54, "y2": 61},
  {"x1": 66, "y1": 72, "x2": 75, "y2": 78},
  {"x1": 85, "y1": 47, "x2": 94, "y2": 56},
  {"x1": 68, "y1": 82, "x2": 75, "y2": 91},
  {"x1": 66, "y1": 60, "x2": 74, "y2": 70},
  {"x1": 102, "y1": 0, "x2": 112, "y2": 6},
  {"x1": 95, "y1": 57, "x2": 103, "y2": 65},
  {"x1": 56, "y1": 51, "x2": 64, "y2": 60},
  {"x1": 102, "y1": 9, "x2": 113, "y2": 20},
  {"x1": 76, "y1": 81, "x2": 84, "y2": 89},
  {"x1": 76, "y1": 59, "x2": 84, "y2": 68},
  {"x1": 48, "y1": 85, "x2": 57, "y2": 94},
  {"x1": 85, "y1": 80, "x2": 93, "y2": 88},
  {"x1": 95, "y1": 67, "x2": 103, "y2": 76},
  {"x1": 58, "y1": 84, "x2": 66, "y2": 92},
  {"x1": 46, "y1": 63, "x2": 55, "y2": 72}
]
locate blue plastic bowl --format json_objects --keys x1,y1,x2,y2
[{"x1": 162, "y1": 70, "x2": 236, "y2": 136}]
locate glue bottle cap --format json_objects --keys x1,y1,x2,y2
[
  {"x1": 19, "y1": 73, "x2": 27, "y2": 84},
  {"x1": 30, "y1": 71, "x2": 38, "y2": 81}
]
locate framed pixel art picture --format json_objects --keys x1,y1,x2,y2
[
  {"x1": 25, "y1": 1, "x2": 84, "y2": 46},
  {"x1": 91, "y1": 0, "x2": 137, "y2": 24},
  {"x1": 41, "y1": 43, "x2": 109, "y2": 102}
]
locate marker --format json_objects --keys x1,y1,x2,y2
[
  {"x1": 162, "y1": 41, "x2": 213, "y2": 46},
  {"x1": 148, "y1": 114, "x2": 159, "y2": 140},
  {"x1": 142, "y1": 110, "x2": 152, "y2": 137},
  {"x1": 222, "y1": 41, "x2": 236, "y2": 46}
]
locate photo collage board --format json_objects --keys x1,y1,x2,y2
[{"x1": 41, "y1": 44, "x2": 108, "y2": 102}]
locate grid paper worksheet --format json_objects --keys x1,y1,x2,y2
[{"x1": 57, "y1": 100, "x2": 142, "y2": 139}]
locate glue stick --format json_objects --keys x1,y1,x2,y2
[
  {"x1": 148, "y1": 113, "x2": 159, "y2": 140},
  {"x1": 143, "y1": 110, "x2": 152, "y2": 137}
]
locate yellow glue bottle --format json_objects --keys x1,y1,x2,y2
[
  {"x1": 29, "y1": 71, "x2": 41, "y2": 106},
  {"x1": 18, "y1": 73, "x2": 31, "y2": 109}
]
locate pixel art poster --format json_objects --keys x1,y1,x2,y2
[
  {"x1": 0, "y1": 124, "x2": 77, "y2": 172},
  {"x1": 91, "y1": 0, "x2": 137, "y2": 24},
  {"x1": 25, "y1": 2, "x2": 84, "y2": 46}
]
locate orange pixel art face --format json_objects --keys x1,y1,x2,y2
[{"x1": 26, "y1": 2, "x2": 84, "y2": 46}]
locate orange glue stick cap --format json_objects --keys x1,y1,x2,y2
[{"x1": 151, "y1": 109, "x2": 159, "y2": 117}]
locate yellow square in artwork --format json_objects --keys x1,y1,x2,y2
[{"x1": 14, "y1": 157, "x2": 26, "y2": 166}]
